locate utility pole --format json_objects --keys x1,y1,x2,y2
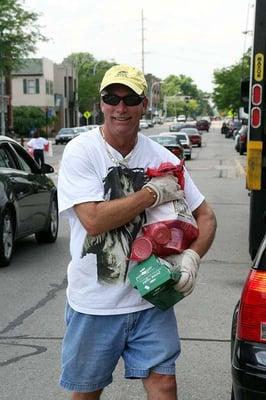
[
  {"x1": 141, "y1": 9, "x2": 145, "y2": 73},
  {"x1": 92, "y1": 61, "x2": 100, "y2": 125}
]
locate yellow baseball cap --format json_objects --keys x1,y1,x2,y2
[{"x1": 100, "y1": 64, "x2": 148, "y2": 95}]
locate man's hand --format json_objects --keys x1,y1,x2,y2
[
  {"x1": 165, "y1": 249, "x2": 201, "y2": 297},
  {"x1": 143, "y1": 175, "x2": 183, "y2": 207}
]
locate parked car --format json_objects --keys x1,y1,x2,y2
[
  {"x1": 174, "y1": 132, "x2": 192, "y2": 159},
  {"x1": 180, "y1": 127, "x2": 202, "y2": 147},
  {"x1": 148, "y1": 134, "x2": 184, "y2": 160},
  {"x1": 84, "y1": 125, "x2": 99, "y2": 130},
  {"x1": 139, "y1": 119, "x2": 149, "y2": 129},
  {"x1": 146, "y1": 119, "x2": 154, "y2": 128},
  {"x1": 177, "y1": 114, "x2": 186, "y2": 122},
  {"x1": 153, "y1": 116, "x2": 163, "y2": 125},
  {"x1": 196, "y1": 119, "x2": 209, "y2": 132},
  {"x1": 221, "y1": 122, "x2": 229, "y2": 135},
  {"x1": 238, "y1": 125, "x2": 248, "y2": 155},
  {"x1": 0, "y1": 136, "x2": 58, "y2": 267},
  {"x1": 55, "y1": 127, "x2": 82, "y2": 144},
  {"x1": 231, "y1": 234, "x2": 266, "y2": 399},
  {"x1": 160, "y1": 132, "x2": 192, "y2": 160},
  {"x1": 226, "y1": 120, "x2": 242, "y2": 138},
  {"x1": 169, "y1": 123, "x2": 185, "y2": 132},
  {"x1": 235, "y1": 125, "x2": 248, "y2": 154}
]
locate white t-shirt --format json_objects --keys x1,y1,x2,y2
[
  {"x1": 27, "y1": 137, "x2": 48, "y2": 150},
  {"x1": 58, "y1": 127, "x2": 205, "y2": 315}
]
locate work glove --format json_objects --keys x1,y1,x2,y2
[
  {"x1": 165, "y1": 249, "x2": 201, "y2": 297},
  {"x1": 143, "y1": 175, "x2": 184, "y2": 208}
]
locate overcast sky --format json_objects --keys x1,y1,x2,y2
[{"x1": 24, "y1": 0, "x2": 254, "y2": 93}]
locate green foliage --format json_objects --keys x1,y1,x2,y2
[
  {"x1": 13, "y1": 106, "x2": 56, "y2": 136},
  {"x1": 212, "y1": 51, "x2": 251, "y2": 115},
  {"x1": 64, "y1": 53, "x2": 116, "y2": 115},
  {"x1": 159, "y1": 74, "x2": 211, "y2": 117},
  {"x1": 0, "y1": 0, "x2": 47, "y2": 74}
]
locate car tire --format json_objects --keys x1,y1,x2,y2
[
  {"x1": 35, "y1": 196, "x2": 58, "y2": 244},
  {"x1": 186, "y1": 154, "x2": 191, "y2": 160},
  {"x1": 0, "y1": 208, "x2": 14, "y2": 267},
  {"x1": 198, "y1": 143, "x2": 202, "y2": 147}
]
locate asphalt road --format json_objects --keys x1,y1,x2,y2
[{"x1": 0, "y1": 122, "x2": 250, "y2": 400}]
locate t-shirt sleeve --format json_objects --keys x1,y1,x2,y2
[{"x1": 58, "y1": 139, "x2": 104, "y2": 218}]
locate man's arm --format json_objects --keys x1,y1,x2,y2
[
  {"x1": 74, "y1": 174, "x2": 181, "y2": 236},
  {"x1": 190, "y1": 200, "x2": 217, "y2": 258},
  {"x1": 74, "y1": 188, "x2": 155, "y2": 236}
]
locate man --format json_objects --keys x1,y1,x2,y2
[
  {"x1": 58, "y1": 64, "x2": 216, "y2": 400},
  {"x1": 27, "y1": 129, "x2": 48, "y2": 168}
]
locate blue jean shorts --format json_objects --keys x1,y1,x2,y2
[{"x1": 59, "y1": 303, "x2": 181, "y2": 393}]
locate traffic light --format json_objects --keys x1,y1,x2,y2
[{"x1": 241, "y1": 78, "x2": 250, "y2": 113}]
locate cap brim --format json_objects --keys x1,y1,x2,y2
[{"x1": 100, "y1": 79, "x2": 144, "y2": 95}]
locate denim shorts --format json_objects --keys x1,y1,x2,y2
[{"x1": 59, "y1": 303, "x2": 181, "y2": 393}]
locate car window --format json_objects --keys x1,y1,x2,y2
[
  {"x1": 176, "y1": 134, "x2": 187, "y2": 141},
  {"x1": 150, "y1": 136, "x2": 177, "y2": 145},
  {"x1": 0, "y1": 145, "x2": 17, "y2": 169},
  {"x1": 59, "y1": 129, "x2": 73, "y2": 135},
  {"x1": 10, "y1": 143, "x2": 38, "y2": 173}
]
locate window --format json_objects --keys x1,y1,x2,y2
[
  {"x1": 23, "y1": 79, "x2": 40, "y2": 94},
  {"x1": 11, "y1": 143, "x2": 35, "y2": 173},
  {"x1": 0, "y1": 145, "x2": 17, "y2": 169},
  {"x1": 45, "y1": 80, "x2": 54, "y2": 95}
]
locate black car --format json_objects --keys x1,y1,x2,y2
[
  {"x1": 0, "y1": 136, "x2": 58, "y2": 267},
  {"x1": 226, "y1": 120, "x2": 242, "y2": 138},
  {"x1": 148, "y1": 134, "x2": 184, "y2": 160},
  {"x1": 231, "y1": 234, "x2": 266, "y2": 399},
  {"x1": 196, "y1": 119, "x2": 209, "y2": 132}
]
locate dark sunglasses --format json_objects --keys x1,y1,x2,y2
[{"x1": 101, "y1": 94, "x2": 145, "y2": 106}]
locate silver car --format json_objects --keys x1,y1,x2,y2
[{"x1": 55, "y1": 127, "x2": 87, "y2": 144}]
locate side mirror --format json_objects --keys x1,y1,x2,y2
[{"x1": 41, "y1": 164, "x2": 54, "y2": 174}]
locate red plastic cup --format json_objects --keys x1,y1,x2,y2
[
  {"x1": 163, "y1": 228, "x2": 184, "y2": 253},
  {"x1": 144, "y1": 223, "x2": 171, "y2": 245},
  {"x1": 130, "y1": 236, "x2": 153, "y2": 261}
]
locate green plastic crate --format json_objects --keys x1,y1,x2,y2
[{"x1": 128, "y1": 255, "x2": 184, "y2": 310}]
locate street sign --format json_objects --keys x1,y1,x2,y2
[{"x1": 83, "y1": 111, "x2": 91, "y2": 123}]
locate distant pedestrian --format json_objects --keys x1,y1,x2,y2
[{"x1": 27, "y1": 130, "x2": 48, "y2": 168}]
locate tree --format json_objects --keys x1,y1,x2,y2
[
  {"x1": 212, "y1": 51, "x2": 251, "y2": 116},
  {"x1": 160, "y1": 74, "x2": 203, "y2": 117},
  {"x1": 0, "y1": 0, "x2": 47, "y2": 134},
  {"x1": 13, "y1": 106, "x2": 57, "y2": 137},
  {"x1": 64, "y1": 53, "x2": 116, "y2": 123}
]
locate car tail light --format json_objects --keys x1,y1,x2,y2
[
  {"x1": 237, "y1": 269, "x2": 266, "y2": 343},
  {"x1": 171, "y1": 148, "x2": 182, "y2": 158}
]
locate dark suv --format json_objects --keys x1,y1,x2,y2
[{"x1": 196, "y1": 119, "x2": 209, "y2": 132}]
